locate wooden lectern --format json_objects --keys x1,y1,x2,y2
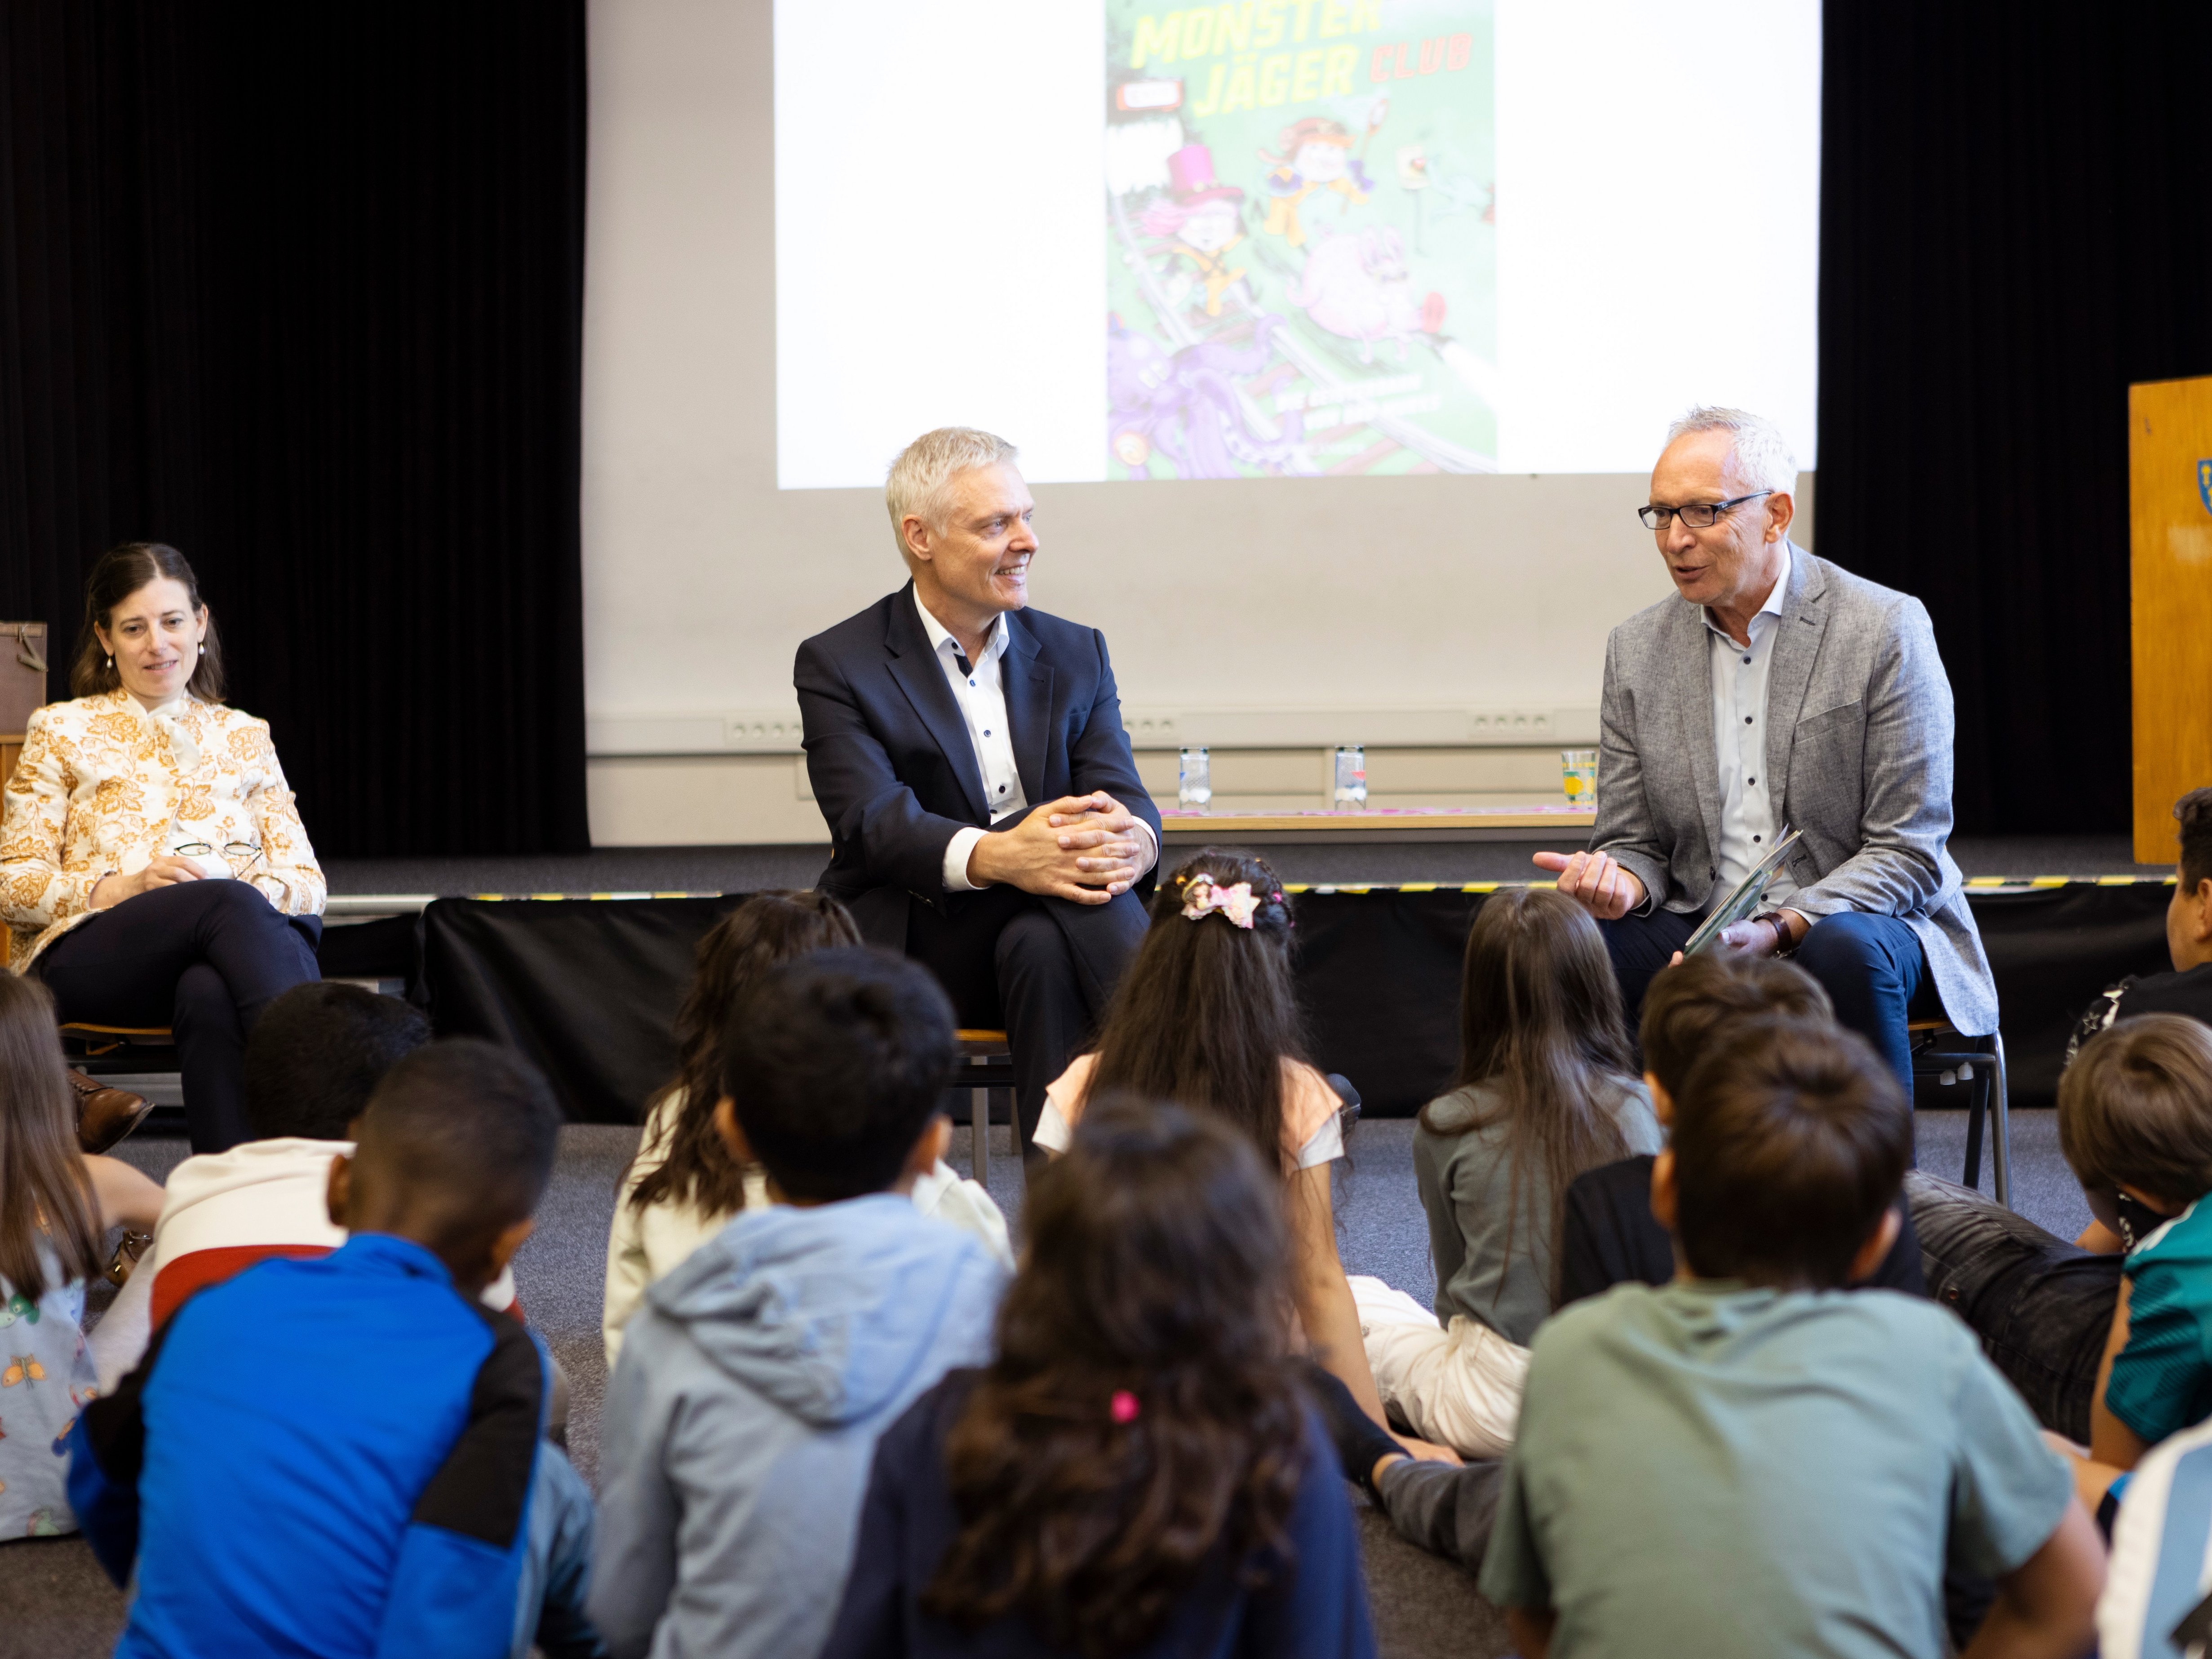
[{"x1": 2129, "y1": 376, "x2": 2212, "y2": 866}]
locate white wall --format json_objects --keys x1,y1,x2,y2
[{"x1": 581, "y1": 0, "x2": 1814, "y2": 844}]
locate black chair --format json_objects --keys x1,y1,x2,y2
[
  {"x1": 1911, "y1": 1019, "x2": 2011, "y2": 1209},
  {"x1": 60, "y1": 1021, "x2": 180, "y2": 1073},
  {"x1": 954, "y1": 1029, "x2": 1018, "y2": 1183}
]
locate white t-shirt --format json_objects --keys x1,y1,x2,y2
[{"x1": 1034, "y1": 1052, "x2": 1346, "y2": 1169}]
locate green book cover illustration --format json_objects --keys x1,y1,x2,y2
[{"x1": 1104, "y1": 0, "x2": 1497, "y2": 479}]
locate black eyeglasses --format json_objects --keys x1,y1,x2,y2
[
  {"x1": 174, "y1": 841, "x2": 266, "y2": 876},
  {"x1": 1638, "y1": 490, "x2": 1773, "y2": 530}
]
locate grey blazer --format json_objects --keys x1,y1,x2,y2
[{"x1": 1590, "y1": 542, "x2": 1998, "y2": 1035}]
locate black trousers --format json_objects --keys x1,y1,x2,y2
[
  {"x1": 1906, "y1": 1170, "x2": 2120, "y2": 1444},
  {"x1": 37, "y1": 880, "x2": 323, "y2": 1153},
  {"x1": 1600, "y1": 905, "x2": 1942, "y2": 1087},
  {"x1": 904, "y1": 884, "x2": 1147, "y2": 1156}
]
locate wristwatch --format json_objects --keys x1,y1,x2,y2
[{"x1": 1751, "y1": 911, "x2": 1798, "y2": 957}]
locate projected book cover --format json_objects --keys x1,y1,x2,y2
[{"x1": 1105, "y1": 0, "x2": 1495, "y2": 478}]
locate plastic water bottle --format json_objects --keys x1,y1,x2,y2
[
  {"x1": 1178, "y1": 746, "x2": 1212, "y2": 812},
  {"x1": 1333, "y1": 745, "x2": 1368, "y2": 810}
]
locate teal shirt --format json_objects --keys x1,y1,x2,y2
[
  {"x1": 2110, "y1": 1198, "x2": 2212, "y2": 1446},
  {"x1": 1413, "y1": 1078, "x2": 1661, "y2": 1344},
  {"x1": 1479, "y1": 1280, "x2": 2071, "y2": 1659}
]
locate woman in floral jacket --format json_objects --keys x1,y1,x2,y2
[{"x1": 1, "y1": 543, "x2": 324, "y2": 1152}]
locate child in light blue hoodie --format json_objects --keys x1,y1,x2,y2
[{"x1": 590, "y1": 946, "x2": 1007, "y2": 1659}]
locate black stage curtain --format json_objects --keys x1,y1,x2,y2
[
  {"x1": 0, "y1": 3, "x2": 589, "y2": 856},
  {"x1": 423, "y1": 897, "x2": 742, "y2": 1124},
  {"x1": 1819, "y1": 5, "x2": 2212, "y2": 835},
  {"x1": 419, "y1": 886, "x2": 2175, "y2": 1125}
]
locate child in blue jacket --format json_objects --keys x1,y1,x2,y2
[{"x1": 69, "y1": 1038, "x2": 601, "y2": 1659}]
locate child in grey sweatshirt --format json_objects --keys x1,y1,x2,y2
[{"x1": 589, "y1": 948, "x2": 1007, "y2": 1659}]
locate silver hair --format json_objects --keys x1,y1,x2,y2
[
  {"x1": 884, "y1": 427, "x2": 1020, "y2": 558},
  {"x1": 1665, "y1": 406, "x2": 1798, "y2": 495}
]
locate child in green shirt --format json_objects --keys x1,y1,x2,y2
[{"x1": 1478, "y1": 1016, "x2": 2103, "y2": 1659}]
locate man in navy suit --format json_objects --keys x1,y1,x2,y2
[{"x1": 794, "y1": 428, "x2": 1162, "y2": 1153}]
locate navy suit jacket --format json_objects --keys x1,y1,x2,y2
[{"x1": 793, "y1": 584, "x2": 1163, "y2": 951}]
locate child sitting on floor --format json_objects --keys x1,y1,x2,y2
[
  {"x1": 2069, "y1": 786, "x2": 2212, "y2": 1060},
  {"x1": 1038, "y1": 849, "x2": 1454, "y2": 1464},
  {"x1": 590, "y1": 947, "x2": 1007, "y2": 1659},
  {"x1": 821, "y1": 1096, "x2": 1377, "y2": 1659},
  {"x1": 1354, "y1": 887, "x2": 1659, "y2": 1458},
  {"x1": 84, "y1": 980, "x2": 457, "y2": 1389},
  {"x1": 1480, "y1": 1016, "x2": 2103, "y2": 1659},
  {"x1": 1916, "y1": 1013, "x2": 2212, "y2": 1519},
  {"x1": 1305, "y1": 955, "x2": 1928, "y2": 1581},
  {"x1": 1555, "y1": 951, "x2": 1924, "y2": 1307},
  {"x1": 70, "y1": 1040, "x2": 600, "y2": 1659},
  {"x1": 0, "y1": 975, "x2": 164, "y2": 1542},
  {"x1": 603, "y1": 890, "x2": 1009, "y2": 1364}
]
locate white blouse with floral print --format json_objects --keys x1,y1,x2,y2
[{"x1": 1, "y1": 690, "x2": 325, "y2": 972}]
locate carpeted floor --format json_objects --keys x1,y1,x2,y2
[{"x1": 11, "y1": 1103, "x2": 2062, "y2": 1658}]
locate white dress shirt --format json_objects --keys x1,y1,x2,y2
[
  {"x1": 1703, "y1": 573, "x2": 1796, "y2": 911},
  {"x1": 914, "y1": 591, "x2": 1157, "y2": 893}
]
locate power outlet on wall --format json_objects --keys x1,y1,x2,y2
[
  {"x1": 1468, "y1": 710, "x2": 1555, "y2": 737},
  {"x1": 723, "y1": 713, "x2": 805, "y2": 750}
]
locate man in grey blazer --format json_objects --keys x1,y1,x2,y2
[{"x1": 1536, "y1": 407, "x2": 1997, "y2": 1084}]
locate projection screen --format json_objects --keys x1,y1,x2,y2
[
  {"x1": 578, "y1": 0, "x2": 1819, "y2": 841},
  {"x1": 773, "y1": 0, "x2": 1821, "y2": 487}
]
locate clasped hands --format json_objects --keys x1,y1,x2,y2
[{"x1": 966, "y1": 791, "x2": 1148, "y2": 905}]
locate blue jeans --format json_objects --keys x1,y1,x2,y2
[
  {"x1": 517, "y1": 1442, "x2": 606, "y2": 1659},
  {"x1": 1601, "y1": 906, "x2": 1939, "y2": 1087}
]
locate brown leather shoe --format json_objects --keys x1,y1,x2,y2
[{"x1": 70, "y1": 1069, "x2": 154, "y2": 1154}]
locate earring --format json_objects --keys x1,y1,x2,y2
[{"x1": 106, "y1": 655, "x2": 113, "y2": 671}]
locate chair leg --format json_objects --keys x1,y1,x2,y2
[
  {"x1": 971, "y1": 1086, "x2": 990, "y2": 1184},
  {"x1": 1990, "y1": 1033, "x2": 2012, "y2": 1212},
  {"x1": 1962, "y1": 1071, "x2": 1985, "y2": 1193}
]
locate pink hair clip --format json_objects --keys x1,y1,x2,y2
[
  {"x1": 1110, "y1": 1389, "x2": 1142, "y2": 1424},
  {"x1": 1178, "y1": 874, "x2": 1260, "y2": 929}
]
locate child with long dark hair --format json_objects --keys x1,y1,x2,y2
[
  {"x1": 822, "y1": 1097, "x2": 1377, "y2": 1659},
  {"x1": 0, "y1": 973, "x2": 164, "y2": 1540},
  {"x1": 1355, "y1": 885, "x2": 1658, "y2": 1457},
  {"x1": 1033, "y1": 849, "x2": 1451, "y2": 1462},
  {"x1": 603, "y1": 890, "x2": 1009, "y2": 1362}
]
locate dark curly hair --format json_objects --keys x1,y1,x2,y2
[
  {"x1": 921, "y1": 1096, "x2": 1308, "y2": 1655},
  {"x1": 1082, "y1": 849, "x2": 1304, "y2": 1175},
  {"x1": 625, "y1": 889, "x2": 860, "y2": 1217}
]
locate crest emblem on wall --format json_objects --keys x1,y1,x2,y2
[{"x1": 2200, "y1": 458, "x2": 2212, "y2": 514}]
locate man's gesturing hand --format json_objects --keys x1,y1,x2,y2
[
  {"x1": 1531, "y1": 850, "x2": 1645, "y2": 920},
  {"x1": 966, "y1": 794, "x2": 1143, "y2": 905}
]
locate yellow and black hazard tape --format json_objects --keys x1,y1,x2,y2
[
  {"x1": 1279, "y1": 875, "x2": 2177, "y2": 897},
  {"x1": 405, "y1": 875, "x2": 2177, "y2": 904}
]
